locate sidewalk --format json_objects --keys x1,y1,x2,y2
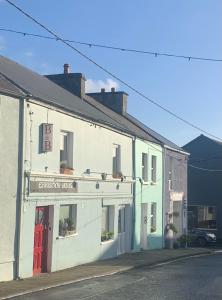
[{"x1": 0, "y1": 248, "x2": 212, "y2": 299}]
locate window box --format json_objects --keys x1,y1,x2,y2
[
  {"x1": 101, "y1": 231, "x2": 114, "y2": 242},
  {"x1": 112, "y1": 171, "x2": 123, "y2": 179},
  {"x1": 60, "y1": 166, "x2": 74, "y2": 175}
]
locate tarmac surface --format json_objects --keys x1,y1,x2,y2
[{"x1": 0, "y1": 248, "x2": 213, "y2": 299}]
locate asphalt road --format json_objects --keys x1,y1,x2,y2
[{"x1": 11, "y1": 252, "x2": 222, "y2": 300}]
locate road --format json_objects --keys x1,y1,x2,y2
[{"x1": 11, "y1": 253, "x2": 222, "y2": 300}]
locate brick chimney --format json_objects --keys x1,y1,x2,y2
[
  {"x1": 87, "y1": 87, "x2": 128, "y2": 115},
  {"x1": 45, "y1": 64, "x2": 86, "y2": 99}
]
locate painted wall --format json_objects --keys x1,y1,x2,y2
[
  {"x1": 19, "y1": 100, "x2": 133, "y2": 278},
  {"x1": 133, "y1": 139, "x2": 163, "y2": 251},
  {"x1": 164, "y1": 149, "x2": 188, "y2": 241},
  {"x1": 0, "y1": 94, "x2": 20, "y2": 281}
]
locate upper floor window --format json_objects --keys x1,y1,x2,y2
[
  {"x1": 151, "y1": 155, "x2": 157, "y2": 183},
  {"x1": 169, "y1": 157, "x2": 173, "y2": 190},
  {"x1": 60, "y1": 131, "x2": 73, "y2": 174},
  {"x1": 142, "y1": 153, "x2": 148, "y2": 182},
  {"x1": 112, "y1": 144, "x2": 121, "y2": 178}
]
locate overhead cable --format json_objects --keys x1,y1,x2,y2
[
  {"x1": 0, "y1": 27, "x2": 221, "y2": 63},
  {"x1": 5, "y1": 0, "x2": 222, "y2": 142}
]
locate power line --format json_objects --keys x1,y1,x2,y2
[
  {"x1": 189, "y1": 164, "x2": 222, "y2": 172},
  {"x1": 5, "y1": 0, "x2": 222, "y2": 143},
  {"x1": 0, "y1": 27, "x2": 222, "y2": 63}
]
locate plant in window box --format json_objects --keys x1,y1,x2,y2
[
  {"x1": 151, "y1": 226, "x2": 156, "y2": 233},
  {"x1": 60, "y1": 163, "x2": 74, "y2": 175},
  {"x1": 101, "y1": 231, "x2": 114, "y2": 242},
  {"x1": 66, "y1": 218, "x2": 76, "y2": 235},
  {"x1": 113, "y1": 171, "x2": 124, "y2": 180}
]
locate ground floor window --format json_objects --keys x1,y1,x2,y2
[
  {"x1": 59, "y1": 204, "x2": 77, "y2": 237},
  {"x1": 188, "y1": 205, "x2": 217, "y2": 229},
  {"x1": 101, "y1": 206, "x2": 114, "y2": 242},
  {"x1": 150, "y1": 203, "x2": 157, "y2": 233}
]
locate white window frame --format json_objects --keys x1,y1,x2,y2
[
  {"x1": 59, "y1": 204, "x2": 77, "y2": 237},
  {"x1": 112, "y1": 144, "x2": 121, "y2": 178},
  {"x1": 101, "y1": 205, "x2": 114, "y2": 242},
  {"x1": 142, "y1": 153, "x2": 148, "y2": 183},
  {"x1": 151, "y1": 155, "x2": 157, "y2": 183},
  {"x1": 60, "y1": 130, "x2": 73, "y2": 169}
]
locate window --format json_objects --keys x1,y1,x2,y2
[
  {"x1": 169, "y1": 157, "x2": 173, "y2": 190},
  {"x1": 112, "y1": 144, "x2": 121, "y2": 178},
  {"x1": 151, "y1": 155, "x2": 157, "y2": 183},
  {"x1": 188, "y1": 205, "x2": 217, "y2": 230},
  {"x1": 60, "y1": 131, "x2": 73, "y2": 172},
  {"x1": 59, "y1": 204, "x2": 77, "y2": 237},
  {"x1": 142, "y1": 153, "x2": 148, "y2": 182},
  {"x1": 101, "y1": 206, "x2": 114, "y2": 242},
  {"x1": 118, "y1": 206, "x2": 126, "y2": 234},
  {"x1": 150, "y1": 203, "x2": 157, "y2": 233}
]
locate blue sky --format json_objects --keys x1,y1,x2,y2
[{"x1": 0, "y1": 0, "x2": 221, "y2": 146}]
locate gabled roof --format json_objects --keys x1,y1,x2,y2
[
  {"x1": 0, "y1": 56, "x2": 131, "y2": 133},
  {"x1": 183, "y1": 134, "x2": 222, "y2": 149},
  {"x1": 125, "y1": 114, "x2": 185, "y2": 152},
  {"x1": 0, "y1": 73, "x2": 23, "y2": 96}
]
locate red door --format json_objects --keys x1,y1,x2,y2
[{"x1": 33, "y1": 206, "x2": 49, "y2": 275}]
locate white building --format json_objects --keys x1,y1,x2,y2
[{"x1": 0, "y1": 56, "x2": 134, "y2": 280}]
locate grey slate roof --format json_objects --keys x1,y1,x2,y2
[
  {"x1": 0, "y1": 56, "x2": 130, "y2": 133},
  {"x1": 0, "y1": 73, "x2": 23, "y2": 96},
  {"x1": 125, "y1": 114, "x2": 185, "y2": 152}
]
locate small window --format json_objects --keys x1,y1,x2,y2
[
  {"x1": 59, "y1": 204, "x2": 77, "y2": 237},
  {"x1": 151, "y1": 155, "x2": 157, "y2": 183},
  {"x1": 101, "y1": 206, "x2": 114, "y2": 242},
  {"x1": 118, "y1": 205, "x2": 126, "y2": 234},
  {"x1": 169, "y1": 157, "x2": 173, "y2": 190},
  {"x1": 150, "y1": 203, "x2": 157, "y2": 233},
  {"x1": 142, "y1": 153, "x2": 148, "y2": 182},
  {"x1": 60, "y1": 131, "x2": 73, "y2": 173},
  {"x1": 112, "y1": 144, "x2": 121, "y2": 178}
]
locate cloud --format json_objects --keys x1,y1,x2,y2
[
  {"x1": 85, "y1": 78, "x2": 119, "y2": 93},
  {"x1": 24, "y1": 51, "x2": 34, "y2": 57}
]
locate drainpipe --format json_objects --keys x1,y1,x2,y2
[
  {"x1": 15, "y1": 96, "x2": 27, "y2": 279},
  {"x1": 131, "y1": 137, "x2": 136, "y2": 250},
  {"x1": 162, "y1": 147, "x2": 166, "y2": 248}
]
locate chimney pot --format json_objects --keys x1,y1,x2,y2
[
  {"x1": 64, "y1": 63, "x2": 70, "y2": 74},
  {"x1": 111, "y1": 87, "x2": 115, "y2": 92},
  {"x1": 101, "y1": 88, "x2": 105, "y2": 93}
]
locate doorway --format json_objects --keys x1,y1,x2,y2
[
  {"x1": 33, "y1": 206, "x2": 49, "y2": 275},
  {"x1": 117, "y1": 205, "x2": 127, "y2": 255},
  {"x1": 140, "y1": 203, "x2": 148, "y2": 250}
]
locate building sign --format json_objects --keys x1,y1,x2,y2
[
  {"x1": 30, "y1": 180, "x2": 78, "y2": 193},
  {"x1": 170, "y1": 191, "x2": 184, "y2": 201},
  {"x1": 42, "y1": 123, "x2": 53, "y2": 152}
]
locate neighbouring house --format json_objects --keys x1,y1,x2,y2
[
  {"x1": 46, "y1": 64, "x2": 189, "y2": 250},
  {"x1": 183, "y1": 134, "x2": 222, "y2": 239},
  {"x1": 0, "y1": 55, "x2": 135, "y2": 280},
  {"x1": 0, "y1": 74, "x2": 25, "y2": 281}
]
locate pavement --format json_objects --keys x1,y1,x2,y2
[{"x1": 0, "y1": 248, "x2": 213, "y2": 299}]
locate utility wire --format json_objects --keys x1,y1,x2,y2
[
  {"x1": 189, "y1": 164, "x2": 222, "y2": 172},
  {"x1": 5, "y1": 0, "x2": 222, "y2": 143},
  {"x1": 0, "y1": 27, "x2": 222, "y2": 63}
]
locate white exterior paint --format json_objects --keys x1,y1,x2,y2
[
  {"x1": 19, "y1": 100, "x2": 133, "y2": 278},
  {"x1": 0, "y1": 95, "x2": 20, "y2": 281}
]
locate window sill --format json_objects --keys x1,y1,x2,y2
[
  {"x1": 150, "y1": 182, "x2": 157, "y2": 185},
  {"x1": 57, "y1": 233, "x2": 78, "y2": 239},
  {"x1": 100, "y1": 239, "x2": 114, "y2": 245},
  {"x1": 142, "y1": 181, "x2": 149, "y2": 185}
]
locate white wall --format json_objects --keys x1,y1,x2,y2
[{"x1": 0, "y1": 95, "x2": 20, "y2": 281}]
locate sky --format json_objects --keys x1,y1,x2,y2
[{"x1": 0, "y1": 0, "x2": 221, "y2": 146}]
